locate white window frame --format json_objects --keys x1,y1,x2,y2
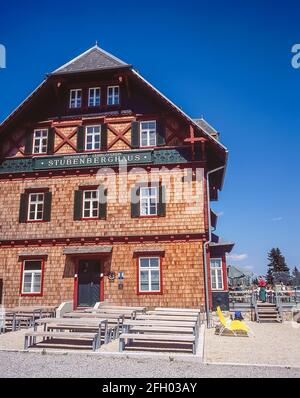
[
  {"x1": 140, "y1": 186, "x2": 158, "y2": 216},
  {"x1": 82, "y1": 189, "x2": 99, "y2": 219},
  {"x1": 88, "y1": 87, "x2": 101, "y2": 107},
  {"x1": 21, "y1": 260, "x2": 43, "y2": 295},
  {"x1": 85, "y1": 125, "x2": 101, "y2": 151},
  {"x1": 69, "y1": 89, "x2": 82, "y2": 108},
  {"x1": 33, "y1": 129, "x2": 48, "y2": 154},
  {"x1": 138, "y1": 257, "x2": 161, "y2": 293},
  {"x1": 27, "y1": 193, "x2": 44, "y2": 221},
  {"x1": 107, "y1": 85, "x2": 120, "y2": 105},
  {"x1": 140, "y1": 121, "x2": 157, "y2": 147},
  {"x1": 210, "y1": 258, "x2": 224, "y2": 290}
]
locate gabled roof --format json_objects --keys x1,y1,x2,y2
[{"x1": 51, "y1": 45, "x2": 131, "y2": 75}]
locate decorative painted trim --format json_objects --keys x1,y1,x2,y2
[
  {"x1": 0, "y1": 147, "x2": 199, "y2": 175},
  {"x1": 0, "y1": 232, "x2": 206, "y2": 248}
]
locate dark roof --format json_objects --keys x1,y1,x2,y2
[
  {"x1": 51, "y1": 45, "x2": 131, "y2": 75},
  {"x1": 210, "y1": 233, "x2": 235, "y2": 254}
]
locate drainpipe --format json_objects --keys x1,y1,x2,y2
[{"x1": 203, "y1": 161, "x2": 228, "y2": 328}]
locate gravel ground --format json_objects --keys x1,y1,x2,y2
[
  {"x1": 0, "y1": 351, "x2": 299, "y2": 378},
  {"x1": 204, "y1": 321, "x2": 300, "y2": 367}
]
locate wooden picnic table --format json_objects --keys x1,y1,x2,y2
[
  {"x1": 97, "y1": 304, "x2": 146, "y2": 313},
  {"x1": 64, "y1": 312, "x2": 124, "y2": 334},
  {"x1": 123, "y1": 319, "x2": 198, "y2": 335},
  {"x1": 34, "y1": 317, "x2": 109, "y2": 346},
  {"x1": 82, "y1": 308, "x2": 136, "y2": 319}
]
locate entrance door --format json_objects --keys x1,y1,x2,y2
[{"x1": 77, "y1": 260, "x2": 101, "y2": 307}]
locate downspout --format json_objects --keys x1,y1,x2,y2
[{"x1": 203, "y1": 156, "x2": 228, "y2": 328}]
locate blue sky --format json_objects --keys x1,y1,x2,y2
[{"x1": 0, "y1": 0, "x2": 299, "y2": 275}]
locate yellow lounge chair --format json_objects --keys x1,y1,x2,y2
[{"x1": 216, "y1": 306, "x2": 253, "y2": 337}]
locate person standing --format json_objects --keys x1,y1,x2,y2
[{"x1": 258, "y1": 276, "x2": 267, "y2": 303}]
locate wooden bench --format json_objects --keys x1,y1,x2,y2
[
  {"x1": 136, "y1": 314, "x2": 198, "y2": 323},
  {"x1": 155, "y1": 307, "x2": 201, "y2": 313},
  {"x1": 119, "y1": 333, "x2": 196, "y2": 354},
  {"x1": 24, "y1": 331, "x2": 98, "y2": 351},
  {"x1": 35, "y1": 317, "x2": 109, "y2": 346}
]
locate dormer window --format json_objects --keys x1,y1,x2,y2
[
  {"x1": 33, "y1": 129, "x2": 48, "y2": 154},
  {"x1": 85, "y1": 125, "x2": 101, "y2": 151},
  {"x1": 107, "y1": 86, "x2": 120, "y2": 105},
  {"x1": 140, "y1": 121, "x2": 157, "y2": 147},
  {"x1": 69, "y1": 89, "x2": 82, "y2": 108},
  {"x1": 88, "y1": 87, "x2": 101, "y2": 107}
]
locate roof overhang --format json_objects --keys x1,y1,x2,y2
[{"x1": 63, "y1": 246, "x2": 112, "y2": 256}]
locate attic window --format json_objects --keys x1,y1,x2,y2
[
  {"x1": 69, "y1": 89, "x2": 82, "y2": 108},
  {"x1": 107, "y1": 86, "x2": 120, "y2": 105},
  {"x1": 33, "y1": 129, "x2": 48, "y2": 154},
  {"x1": 88, "y1": 87, "x2": 101, "y2": 107}
]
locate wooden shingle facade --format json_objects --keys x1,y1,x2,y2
[{"x1": 0, "y1": 45, "x2": 233, "y2": 310}]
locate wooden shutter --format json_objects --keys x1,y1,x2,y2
[
  {"x1": 74, "y1": 190, "x2": 83, "y2": 220},
  {"x1": 101, "y1": 124, "x2": 108, "y2": 151},
  {"x1": 131, "y1": 186, "x2": 140, "y2": 218},
  {"x1": 157, "y1": 120, "x2": 166, "y2": 146},
  {"x1": 158, "y1": 185, "x2": 166, "y2": 217},
  {"x1": 131, "y1": 121, "x2": 140, "y2": 148},
  {"x1": 77, "y1": 126, "x2": 85, "y2": 152},
  {"x1": 99, "y1": 187, "x2": 107, "y2": 220},
  {"x1": 47, "y1": 127, "x2": 55, "y2": 155},
  {"x1": 24, "y1": 129, "x2": 33, "y2": 155},
  {"x1": 43, "y1": 192, "x2": 52, "y2": 222},
  {"x1": 19, "y1": 193, "x2": 29, "y2": 223}
]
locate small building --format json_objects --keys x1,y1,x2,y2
[{"x1": 0, "y1": 45, "x2": 234, "y2": 311}]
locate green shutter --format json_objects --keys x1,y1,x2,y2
[
  {"x1": 24, "y1": 129, "x2": 33, "y2": 155},
  {"x1": 77, "y1": 126, "x2": 85, "y2": 152},
  {"x1": 131, "y1": 121, "x2": 140, "y2": 148},
  {"x1": 157, "y1": 120, "x2": 166, "y2": 146},
  {"x1": 99, "y1": 187, "x2": 107, "y2": 219},
  {"x1": 158, "y1": 185, "x2": 166, "y2": 217},
  {"x1": 43, "y1": 192, "x2": 52, "y2": 222},
  {"x1": 47, "y1": 127, "x2": 55, "y2": 155},
  {"x1": 19, "y1": 193, "x2": 28, "y2": 223},
  {"x1": 131, "y1": 186, "x2": 140, "y2": 218},
  {"x1": 101, "y1": 124, "x2": 108, "y2": 151},
  {"x1": 74, "y1": 190, "x2": 83, "y2": 220}
]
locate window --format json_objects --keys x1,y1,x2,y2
[
  {"x1": 88, "y1": 87, "x2": 101, "y2": 107},
  {"x1": 85, "y1": 125, "x2": 101, "y2": 151},
  {"x1": 139, "y1": 257, "x2": 161, "y2": 293},
  {"x1": 21, "y1": 260, "x2": 43, "y2": 295},
  {"x1": 140, "y1": 121, "x2": 157, "y2": 147},
  {"x1": 210, "y1": 258, "x2": 224, "y2": 290},
  {"x1": 140, "y1": 187, "x2": 158, "y2": 216},
  {"x1": 33, "y1": 129, "x2": 48, "y2": 154},
  {"x1": 82, "y1": 190, "x2": 99, "y2": 219},
  {"x1": 107, "y1": 86, "x2": 120, "y2": 105},
  {"x1": 69, "y1": 89, "x2": 82, "y2": 108},
  {"x1": 28, "y1": 193, "x2": 44, "y2": 221}
]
